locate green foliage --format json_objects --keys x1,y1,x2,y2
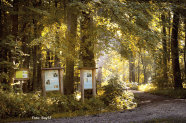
[
  {"x1": 148, "y1": 89, "x2": 186, "y2": 99},
  {"x1": 127, "y1": 82, "x2": 138, "y2": 90},
  {"x1": 152, "y1": 75, "x2": 173, "y2": 89},
  {"x1": 0, "y1": 90, "x2": 54, "y2": 119},
  {"x1": 0, "y1": 89, "x2": 105, "y2": 119},
  {"x1": 52, "y1": 95, "x2": 84, "y2": 112},
  {"x1": 0, "y1": 81, "x2": 137, "y2": 120},
  {"x1": 84, "y1": 97, "x2": 105, "y2": 111},
  {"x1": 101, "y1": 76, "x2": 137, "y2": 110}
]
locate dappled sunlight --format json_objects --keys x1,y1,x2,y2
[
  {"x1": 138, "y1": 83, "x2": 157, "y2": 92},
  {"x1": 1, "y1": 0, "x2": 186, "y2": 122},
  {"x1": 183, "y1": 83, "x2": 186, "y2": 88},
  {"x1": 75, "y1": 91, "x2": 81, "y2": 101}
]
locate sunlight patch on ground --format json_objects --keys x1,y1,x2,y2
[{"x1": 138, "y1": 83, "x2": 157, "y2": 92}]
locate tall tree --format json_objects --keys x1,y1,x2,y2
[
  {"x1": 171, "y1": 9, "x2": 183, "y2": 89},
  {"x1": 184, "y1": 15, "x2": 186, "y2": 82},
  {"x1": 80, "y1": 0, "x2": 95, "y2": 98},
  {"x1": 32, "y1": 0, "x2": 43, "y2": 91},
  {"x1": 0, "y1": 0, "x2": 2, "y2": 39},
  {"x1": 9, "y1": 0, "x2": 19, "y2": 84},
  {"x1": 54, "y1": 1, "x2": 60, "y2": 68},
  {"x1": 80, "y1": 10, "x2": 95, "y2": 67},
  {"x1": 161, "y1": 13, "x2": 168, "y2": 87},
  {"x1": 64, "y1": 0, "x2": 77, "y2": 94},
  {"x1": 12, "y1": 0, "x2": 18, "y2": 39},
  {"x1": 129, "y1": 53, "x2": 135, "y2": 82}
]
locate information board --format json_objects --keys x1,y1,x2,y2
[
  {"x1": 83, "y1": 70, "x2": 92, "y2": 89},
  {"x1": 45, "y1": 70, "x2": 59, "y2": 91},
  {"x1": 15, "y1": 70, "x2": 28, "y2": 79}
]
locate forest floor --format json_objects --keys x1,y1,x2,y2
[{"x1": 13, "y1": 90, "x2": 186, "y2": 123}]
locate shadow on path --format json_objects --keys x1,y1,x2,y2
[{"x1": 131, "y1": 90, "x2": 172, "y2": 107}]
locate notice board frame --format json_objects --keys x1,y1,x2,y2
[
  {"x1": 79, "y1": 67, "x2": 97, "y2": 102},
  {"x1": 13, "y1": 69, "x2": 29, "y2": 92},
  {"x1": 14, "y1": 69, "x2": 29, "y2": 81},
  {"x1": 41, "y1": 67, "x2": 64, "y2": 96}
]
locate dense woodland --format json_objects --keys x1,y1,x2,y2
[
  {"x1": 0, "y1": 0, "x2": 186, "y2": 92},
  {"x1": 0, "y1": 0, "x2": 186, "y2": 94},
  {"x1": 0, "y1": 0, "x2": 186, "y2": 91},
  {"x1": 0, "y1": 0, "x2": 186, "y2": 120}
]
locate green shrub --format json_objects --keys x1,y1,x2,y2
[
  {"x1": 83, "y1": 97, "x2": 105, "y2": 111},
  {"x1": 0, "y1": 91, "x2": 54, "y2": 118},
  {"x1": 127, "y1": 82, "x2": 138, "y2": 90},
  {"x1": 64, "y1": 95, "x2": 83, "y2": 112},
  {"x1": 0, "y1": 78, "x2": 137, "y2": 120},
  {"x1": 101, "y1": 77, "x2": 137, "y2": 110},
  {"x1": 0, "y1": 89, "x2": 108, "y2": 119}
]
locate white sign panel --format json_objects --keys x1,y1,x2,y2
[
  {"x1": 45, "y1": 70, "x2": 59, "y2": 91},
  {"x1": 22, "y1": 71, "x2": 28, "y2": 78},
  {"x1": 84, "y1": 70, "x2": 92, "y2": 89}
]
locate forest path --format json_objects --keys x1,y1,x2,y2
[{"x1": 17, "y1": 90, "x2": 186, "y2": 123}]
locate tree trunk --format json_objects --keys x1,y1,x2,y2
[
  {"x1": 161, "y1": 14, "x2": 168, "y2": 87},
  {"x1": 141, "y1": 53, "x2": 147, "y2": 84},
  {"x1": 129, "y1": 54, "x2": 135, "y2": 82},
  {"x1": 131, "y1": 56, "x2": 135, "y2": 82},
  {"x1": 129, "y1": 58, "x2": 132, "y2": 82},
  {"x1": 143, "y1": 67, "x2": 147, "y2": 84},
  {"x1": 12, "y1": 0, "x2": 18, "y2": 39},
  {"x1": 97, "y1": 67, "x2": 102, "y2": 85},
  {"x1": 32, "y1": 0, "x2": 43, "y2": 91},
  {"x1": 64, "y1": 1, "x2": 77, "y2": 94},
  {"x1": 54, "y1": 0, "x2": 60, "y2": 68},
  {"x1": 137, "y1": 58, "x2": 140, "y2": 83},
  {"x1": 80, "y1": 0, "x2": 95, "y2": 98},
  {"x1": 0, "y1": 0, "x2": 3, "y2": 81},
  {"x1": 9, "y1": 0, "x2": 19, "y2": 84},
  {"x1": 171, "y1": 9, "x2": 183, "y2": 89},
  {"x1": 80, "y1": 11, "x2": 95, "y2": 67},
  {"x1": 46, "y1": 50, "x2": 51, "y2": 68},
  {"x1": 65, "y1": 58, "x2": 75, "y2": 94},
  {"x1": 168, "y1": 11, "x2": 171, "y2": 62},
  {"x1": 1, "y1": 10, "x2": 9, "y2": 83},
  {"x1": 0, "y1": 0, "x2": 2, "y2": 39},
  {"x1": 32, "y1": 46, "x2": 37, "y2": 91},
  {"x1": 184, "y1": 17, "x2": 186, "y2": 82},
  {"x1": 37, "y1": 45, "x2": 42, "y2": 89},
  {"x1": 21, "y1": 23, "x2": 30, "y2": 92},
  {"x1": 54, "y1": 51, "x2": 60, "y2": 67}
]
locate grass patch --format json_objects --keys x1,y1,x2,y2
[
  {"x1": 52, "y1": 109, "x2": 108, "y2": 119},
  {"x1": 138, "y1": 84, "x2": 186, "y2": 99},
  {"x1": 148, "y1": 89, "x2": 186, "y2": 99},
  {"x1": 0, "y1": 117, "x2": 32, "y2": 123}
]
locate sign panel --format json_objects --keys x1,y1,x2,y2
[
  {"x1": 45, "y1": 70, "x2": 59, "y2": 91},
  {"x1": 84, "y1": 70, "x2": 92, "y2": 89},
  {"x1": 16, "y1": 70, "x2": 28, "y2": 79}
]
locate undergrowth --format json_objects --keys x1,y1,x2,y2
[
  {"x1": 138, "y1": 83, "x2": 186, "y2": 99},
  {"x1": 0, "y1": 76, "x2": 137, "y2": 122},
  {"x1": 148, "y1": 89, "x2": 186, "y2": 99}
]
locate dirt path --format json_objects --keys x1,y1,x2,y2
[{"x1": 16, "y1": 90, "x2": 186, "y2": 123}]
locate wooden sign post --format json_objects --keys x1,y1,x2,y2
[
  {"x1": 14, "y1": 69, "x2": 29, "y2": 92},
  {"x1": 41, "y1": 67, "x2": 64, "y2": 96},
  {"x1": 79, "y1": 67, "x2": 97, "y2": 102}
]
